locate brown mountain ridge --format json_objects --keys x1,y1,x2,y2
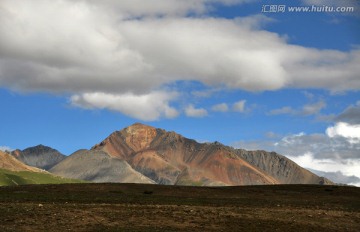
[
  {"x1": 85, "y1": 123, "x2": 331, "y2": 186},
  {"x1": 10, "y1": 123, "x2": 332, "y2": 186},
  {"x1": 0, "y1": 150, "x2": 42, "y2": 172}
]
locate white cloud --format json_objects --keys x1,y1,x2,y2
[
  {"x1": 191, "y1": 88, "x2": 222, "y2": 98},
  {"x1": 86, "y1": 0, "x2": 250, "y2": 17},
  {"x1": 301, "y1": 100, "x2": 326, "y2": 116},
  {"x1": 268, "y1": 106, "x2": 295, "y2": 115},
  {"x1": 0, "y1": 0, "x2": 359, "y2": 94},
  {"x1": 185, "y1": 104, "x2": 208, "y2": 117},
  {"x1": 269, "y1": 100, "x2": 326, "y2": 116},
  {"x1": 316, "y1": 114, "x2": 336, "y2": 122},
  {"x1": 303, "y1": 91, "x2": 315, "y2": 100},
  {"x1": 287, "y1": 152, "x2": 360, "y2": 185},
  {"x1": 326, "y1": 122, "x2": 360, "y2": 140},
  {"x1": 211, "y1": 103, "x2": 229, "y2": 112},
  {"x1": 335, "y1": 102, "x2": 360, "y2": 125},
  {"x1": 71, "y1": 91, "x2": 179, "y2": 121},
  {"x1": 303, "y1": 0, "x2": 359, "y2": 8},
  {"x1": 233, "y1": 100, "x2": 246, "y2": 112},
  {"x1": 272, "y1": 131, "x2": 360, "y2": 160},
  {"x1": 265, "y1": 132, "x2": 280, "y2": 139},
  {"x1": 0, "y1": 146, "x2": 12, "y2": 152},
  {"x1": 309, "y1": 169, "x2": 360, "y2": 186},
  {"x1": 0, "y1": 0, "x2": 359, "y2": 120},
  {"x1": 348, "y1": 181, "x2": 360, "y2": 186}
]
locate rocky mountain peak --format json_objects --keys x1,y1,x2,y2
[
  {"x1": 10, "y1": 145, "x2": 65, "y2": 170},
  {"x1": 23, "y1": 144, "x2": 56, "y2": 154},
  {"x1": 121, "y1": 123, "x2": 158, "y2": 152}
]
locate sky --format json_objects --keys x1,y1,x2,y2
[{"x1": 0, "y1": 0, "x2": 359, "y2": 185}]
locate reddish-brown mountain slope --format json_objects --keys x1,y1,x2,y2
[
  {"x1": 0, "y1": 151, "x2": 42, "y2": 172},
  {"x1": 92, "y1": 123, "x2": 322, "y2": 186}
]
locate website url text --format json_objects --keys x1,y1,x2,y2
[{"x1": 262, "y1": 5, "x2": 355, "y2": 13}]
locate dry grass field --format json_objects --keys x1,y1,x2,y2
[{"x1": 0, "y1": 183, "x2": 359, "y2": 231}]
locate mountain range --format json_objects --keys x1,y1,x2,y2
[
  {"x1": 6, "y1": 123, "x2": 332, "y2": 186},
  {"x1": 0, "y1": 150, "x2": 83, "y2": 186},
  {"x1": 1, "y1": 150, "x2": 41, "y2": 172}
]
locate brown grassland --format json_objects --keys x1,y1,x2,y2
[{"x1": 0, "y1": 183, "x2": 359, "y2": 231}]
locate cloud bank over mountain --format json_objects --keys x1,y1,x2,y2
[{"x1": 234, "y1": 120, "x2": 360, "y2": 186}]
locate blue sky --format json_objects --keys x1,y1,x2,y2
[{"x1": 0, "y1": 0, "x2": 359, "y2": 185}]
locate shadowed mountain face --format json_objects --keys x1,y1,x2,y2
[
  {"x1": 50, "y1": 149, "x2": 155, "y2": 184},
  {"x1": 11, "y1": 145, "x2": 66, "y2": 170},
  {"x1": 88, "y1": 123, "x2": 331, "y2": 186}
]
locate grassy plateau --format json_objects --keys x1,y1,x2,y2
[{"x1": 0, "y1": 168, "x2": 84, "y2": 186}]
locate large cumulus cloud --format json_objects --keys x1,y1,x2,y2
[
  {"x1": 0, "y1": 0, "x2": 359, "y2": 120},
  {"x1": 71, "y1": 91, "x2": 179, "y2": 121}
]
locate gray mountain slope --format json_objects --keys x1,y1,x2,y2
[
  {"x1": 11, "y1": 145, "x2": 65, "y2": 170},
  {"x1": 236, "y1": 150, "x2": 332, "y2": 184},
  {"x1": 49, "y1": 149, "x2": 155, "y2": 184}
]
